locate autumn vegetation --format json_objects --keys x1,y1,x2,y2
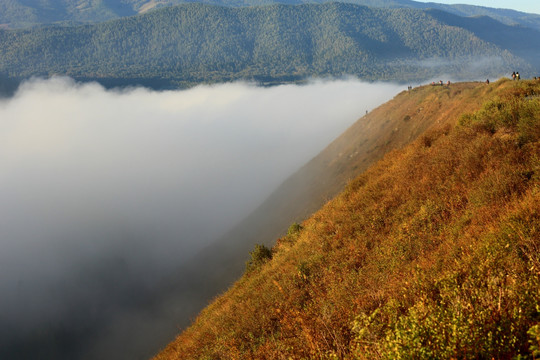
[{"x1": 155, "y1": 79, "x2": 540, "y2": 359}]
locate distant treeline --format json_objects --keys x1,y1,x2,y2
[
  {"x1": 3, "y1": 0, "x2": 540, "y2": 33},
  {"x1": 0, "y1": 3, "x2": 536, "y2": 86}
]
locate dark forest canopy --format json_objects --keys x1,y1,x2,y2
[
  {"x1": 1, "y1": 3, "x2": 539, "y2": 88},
  {"x1": 2, "y1": 0, "x2": 540, "y2": 31}
]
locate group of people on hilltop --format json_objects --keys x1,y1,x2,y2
[
  {"x1": 410, "y1": 72, "x2": 537, "y2": 90},
  {"x1": 407, "y1": 70, "x2": 540, "y2": 90},
  {"x1": 430, "y1": 80, "x2": 451, "y2": 86}
]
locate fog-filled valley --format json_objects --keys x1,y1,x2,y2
[
  {"x1": 1, "y1": 0, "x2": 539, "y2": 357},
  {"x1": 0, "y1": 77, "x2": 403, "y2": 359}
]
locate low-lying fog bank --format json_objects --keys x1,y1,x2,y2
[{"x1": 0, "y1": 77, "x2": 403, "y2": 359}]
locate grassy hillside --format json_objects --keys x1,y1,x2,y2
[
  {"x1": 0, "y1": 3, "x2": 533, "y2": 87},
  {"x1": 154, "y1": 78, "x2": 540, "y2": 359},
  {"x1": 150, "y1": 82, "x2": 494, "y2": 339}
]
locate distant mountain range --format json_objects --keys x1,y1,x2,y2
[
  {"x1": 1, "y1": 2, "x2": 539, "y2": 88},
  {"x1": 2, "y1": 0, "x2": 540, "y2": 31}
]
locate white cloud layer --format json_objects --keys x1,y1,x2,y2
[{"x1": 0, "y1": 77, "x2": 403, "y2": 358}]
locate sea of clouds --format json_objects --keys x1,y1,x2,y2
[{"x1": 0, "y1": 77, "x2": 403, "y2": 359}]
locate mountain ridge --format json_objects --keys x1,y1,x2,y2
[
  {"x1": 2, "y1": 0, "x2": 540, "y2": 30},
  {"x1": 0, "y1": 3, "x2": 536, "y2": 90},
  {"x1": 154, "y1": 78, "x2": 540, "y2": 359},
  {"x1": 146, "y1": 81, "x2": 503, "y2": 356}
]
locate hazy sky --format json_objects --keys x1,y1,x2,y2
[{"x1": 414, "y1": 0, "x2": 540, "y2": 14}]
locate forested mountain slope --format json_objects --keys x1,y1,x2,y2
[
  {"x1": 155, "y1": 79, "x2": 540, "y2": 359},
  {"x1": 2, "y1": 0, "x2": 540, "y2": 32},
  {"x1": 0, "y1": 3, "x2": 535, "y2": 88},
  {"x1": 425, "y1": 9, "x2": 540, "y2": 70}
]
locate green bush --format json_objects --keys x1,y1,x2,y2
[
  {"x1": 529, "y1": 323, "x2": 540, "y2": 358},
  {"x1": 287, "y1": 222, "x2": 303, "y2": 238},
  {"x1": 245, "y1": 244, "x2": 273, "y2": 272}
]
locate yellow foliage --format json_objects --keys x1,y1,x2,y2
[{"x1": 154, "y1": 80, "x2": 540, "y2": 359}]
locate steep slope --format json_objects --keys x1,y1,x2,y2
[
  {"x1": 148, "y1": 81, "x2": 504, "y2": 350},
  {"x1": 154, "y1": 78, "x2": 540, "y2": 358},
  {"x1": 0, "y1": 3, "x2": 534, "y2": 87}
]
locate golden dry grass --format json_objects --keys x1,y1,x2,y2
[{"x1": 154, "y1": 79, "x2": 540, "y2": 359}]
